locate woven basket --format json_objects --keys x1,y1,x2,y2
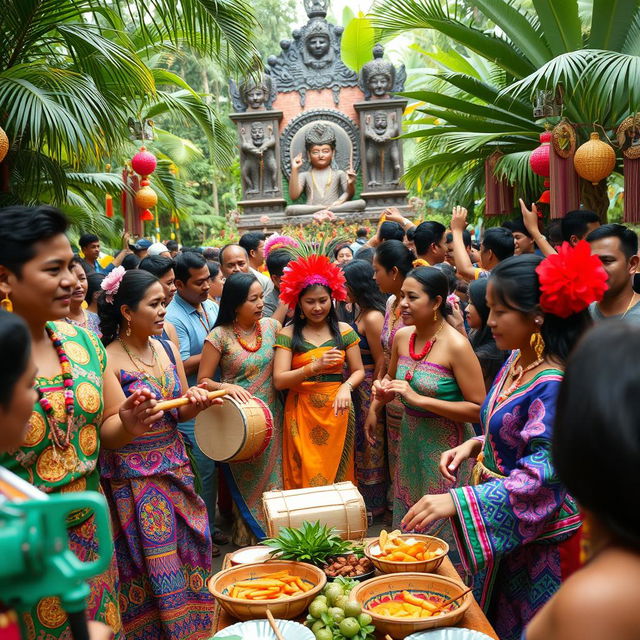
[
  {"x1": 350, "y1": 572, "x2": 471, "y2": 637},
  {"x1": 0, "y1": 127, "x2": 8, "y2": 164},
  {"x1": 574, "y1": 132, "x2": 616, "y2": 185},
  {"x1": 364, "y1": 534, "x2": 449, "y2": 574},
  {"x1": 208, "y1": 560, "x2": 326, "y2": 621},
  {"x1": 262, "y1": 482, "x2": 367, "y2": 540}
]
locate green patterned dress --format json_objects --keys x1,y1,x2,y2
[
  {"x1": 0, "y1": 321, "x2": 122, "y2": 639},
  {"x1": 205, "y1": 317, "x2": 283, "y2": 545}
]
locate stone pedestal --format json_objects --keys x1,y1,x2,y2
[
  {"x1": 230, "y1": 110, "x2": 286, "y2": 222},
  {"x1": 355, "y1": 98, "x2": 408, "y2": 215}
]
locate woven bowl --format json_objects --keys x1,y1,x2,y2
[
  {"x1": 364, "y1": 534, "x2": 448, "y2": 574},
  {"x1": 350, "y1": 572, "x2": 471, "y2": 637},
  {"x1": 208, "y1": 560, "x2": 326, "y2": 621}
]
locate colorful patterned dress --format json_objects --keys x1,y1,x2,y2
[
  {"x1": 0, "y1": 321, "x2": 122, "y2": 639},
  {"x1": 275, "y1": 328, "x2": 359, "y2": 490},
  {"x1": 450, "y1": 353, "x2": 582, "y2": 640},
  {"x1": 351, "y1": 321, "x2": 385, "y2": 518},
  {"x1": 205, "y1": 318, "x2": 283, "y2": 545},
  {"x1": 65, "y1": 310, "x2": 102, "y2": 338},
  {"x1": 100, "y1": 340, "x2": 213, "y2": 640},
  {"x1": 381, "y1": 296, "x2": 405, "y2": 508}
]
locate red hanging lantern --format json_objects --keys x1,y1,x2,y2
[
  {"x1": 530, "y1": 131, "x2": 551, "y2": 203},
  {"x1": 131, "y1": 146, "x2": 157, "y2": 177}
]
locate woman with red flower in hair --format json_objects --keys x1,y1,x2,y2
[
  {"x1": 273, "y1": 252, "x2": 365, "y2": 490},
  {"x1": 401, "y1": 244, "x2": 608, "y2": 640}
]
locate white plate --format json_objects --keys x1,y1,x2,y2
[
  {"x1": 212, "y1": 618, "x2": 315, "y2": 640},
  {"x1": 406, "y1": 628, "x2": 496, "y2": 640}
]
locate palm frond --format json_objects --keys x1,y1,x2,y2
[{"x1": 589, "y1": 0, "x2": 640, "y2": 51}]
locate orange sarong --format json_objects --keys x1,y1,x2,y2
[{"x1": 276, "y1": 334, "x2": 358, "y2": 490}]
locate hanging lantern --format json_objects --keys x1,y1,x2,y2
[
  {"x1": 131, "y1": 146, "x2": 157, "y2": 177},
  {"x1": 529, "y1": 131, "x2": 551, "y2": 203},
  {"x1": 135, "y1": 185, "x2": 158, "y2": 209},
  {"x1": 574, "y1": 132, "x2": 617, "y2": 185},
  {"x1": 0, "y1": 127, "x2": 8, "y2": 163},
  {"x1": 104, "y1": 163, "x2": 113, "y2": 217}
]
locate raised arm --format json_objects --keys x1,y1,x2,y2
[{"x1": 450, "y1": 206, "x2": 477, "y2": 281}]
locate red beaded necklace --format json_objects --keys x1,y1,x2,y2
[
  {"x1": 36, "y1": 326, "x2": 75, "y2": 450},
  {"x1": 233, "y1": 321, "x2": 263, "y2": 352},
  {"x1": 405, "y1": 322, "x2": 444, "y2": 382}
]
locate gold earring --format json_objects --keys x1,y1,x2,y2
[
  {"x1": 530, "y1": 331, "x2": 545, "y2": 360},
  {"x1": 433, "y1": 308, "x2": 438, "y2": 321},
  {"x1": 126, "y1": 320, "x2": 131, "y2": 337},
  {"x1": 299, "y1": 312, "x2": 305, "y2": 320},
  {"x1": 1, "y1": 294, "x2": 13, "y2": 313}
]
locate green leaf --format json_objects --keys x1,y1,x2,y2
[
  {"x1": 532, "y1": 0, "x2": 583, "y2": 56},
  {"x1": 340, "y1": 14, "x2": 376, "y2": 73},
  {"x1": 589, "y1": 0, "x2": 640, "y2": 51}
]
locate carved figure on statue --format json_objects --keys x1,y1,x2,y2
[
  {"x1": 229, "y1": 74, "x2": 276, "y2": 112},
  {"x1": 285, "y1": 123, "x2": 365, "y2": 216},
  {"x1": 359, "y1": 44, "x2": 406, "y2": 101},
  {"x1": 240, "y1": 122, "x2": 279, "y2": 195},
  {"x1": 364, "y1": 111, "x2": 400, "y2": 187}
]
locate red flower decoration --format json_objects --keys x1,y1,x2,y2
[
  {"x1": 535, "y1": 240, "x2": 608, "y2": 318},
  {"x1": 279, "y1": 254, "x2": 347, "y2": 308}
]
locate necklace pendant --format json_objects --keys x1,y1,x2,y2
[{"x1": 404, "y1": 369, "x2": 413, "y2": 382}]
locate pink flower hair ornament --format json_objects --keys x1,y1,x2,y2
[
  {"x1": 100, "y1": 266, "x2": 126, "y2": 304},
  {"x1": 263, "y1": 233, "x2": 300, "y2": 258}
]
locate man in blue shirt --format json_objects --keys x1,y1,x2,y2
[{"x1": 165, "y1": 251, "x2": 228, "y2": 553}]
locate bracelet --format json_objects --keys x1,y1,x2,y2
[{"x1": 343, "y1": 380, "x2": 353, "y2": 391}]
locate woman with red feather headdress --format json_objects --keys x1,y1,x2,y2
[{"x1": 273, "y1": 245, "x2": 365, "y2": 489}]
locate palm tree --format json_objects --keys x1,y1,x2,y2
[
  {"x1": 370, "y1": 0, "x2": 640, "y2": 218},
  {"x1": 0, "y1": 0, "x2": 258, "y2": 236}
]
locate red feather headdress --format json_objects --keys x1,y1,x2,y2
[
  {"x1": 535, "y1": 240, "x2": 608, "y2": 318},
  {"x1": 279, "y1": 254, "x2": 347, "y2": 308}
]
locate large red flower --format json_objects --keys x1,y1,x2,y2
[
  {"x1": 535, "y1": 240, "x2": 608, "y2": 318},
  {"x1": 279, "y1": 254, "x2": 347, "y2": 308}
]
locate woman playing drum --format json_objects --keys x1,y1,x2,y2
[
  {"x1": 198, "y1": 272, "x2": 284, "y2": 546},
  {"x1": 273, "y1": 252, "x2": 365, "y2": 490},
  {"x1": 98, "y1": 268, "x2": 220, "y2": 640}
]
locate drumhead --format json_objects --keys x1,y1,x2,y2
[{"x1": 194, "y1": 397, "x2": 247, "y2": 461}]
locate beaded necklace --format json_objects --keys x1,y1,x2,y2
[
  {"x1": 37, "y1": 326, "x2": 75, "y2": 450},
  {"x1": 233, "y1": 321, "x2": 263, "y2": 352},
  {"x1": 119, "y1": 337, "x2": 159, "y2": 370},
  {"x1": 404, "y1": 322, "x2": 444, "y2": 382},
  {"x1": 311, "y1": 168, "x2": 333, "y2": 198},
  {"x1": 496, "y1": 355, "x2": 544, "y2": 404}
]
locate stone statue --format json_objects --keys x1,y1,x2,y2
[
  {"x1": 230, "y1": 73, "x2": 276, "y2": 112},
  {"x1": 363, "y1": 110, "x2": 400, "y2": 187},
  {"x1": 240, "y1": 122, "x2": 279, "y2": 195},
  {"x1": 359, "y1": 44, "x2": 406, "y2": 101},
  {"x1": 285, "y1": 123, "x2": 365, "y2": 216}
]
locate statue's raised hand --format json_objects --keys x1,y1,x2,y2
[
  {"x1": 346, "y1": 166, "x2": 357, "y2": 185},
  {"x1": 292, "y1": 153, "x2": 304, "y2": 169}
]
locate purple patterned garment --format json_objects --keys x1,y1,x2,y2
[{"x1": 99, "y1": 347, "x2": 213, "y2": 640}]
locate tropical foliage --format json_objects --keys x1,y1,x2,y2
[{"x1": 370, "y1": 0, "x2": 640, "y2": 217}]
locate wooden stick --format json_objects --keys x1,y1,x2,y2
[
  {"x1": 266, "y1": 609, "x2": 286, "y2": 640},
  {"x1": 432, "y1": 587, "x2": 473, "y2": 613},
  {"x1": 385, "y1": 634, "x2": 395, "y2": 640},
  {"x1": 155, "y1": 389, "x2": 228, "y2": 412}
]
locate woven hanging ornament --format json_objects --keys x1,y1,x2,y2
[
  {"x1": 0, "y1": 127, "x2": 9, "y2": 163},
  {"x1": 574, "y1": 132, "x2": 616, "y2": 185}
]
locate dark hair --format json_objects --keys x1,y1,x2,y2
[
  {"x1": 405, "y1": 266, "x2": 452, "y2": 318},
  {"x1": 406, "y1": 227, "x2": 415, "y2": 242},
  {"x1": 446, "y1": 230, "x2": 471, "y2": 248},
  {"x1": 174, "y1": 251, "x2": 207, "y2": 284},
  {"x1": 333, "y1": 243, "x2": 353, "y2": 260},
  {"x1": 122, "y1": 253, "x2": 140, "y2": 270},
  {"x1": 0, "y1": 205, "x2": 68, "y2": 276},
  {"x1": 214, "y1": 272, "x2": 258, "y2": 328},
  {"x1": 561, "y1": 209, "x2": 600, "y2": 242},
  {"x1": 139, "y1": 255, "x2": 176, "y2": 279},
  {"x1": 586, "y1": 223, "x2": 638, "y2": 259},
  {"x1": 266, "y1": 249, "x2": 291, "y2": 278},
  {"x1": 342, "y1": 260, "x2": 386, "y2": 314},
  {"x1": 97, "y1": 270, "x2": 159, "y2": 345},
  {"x1": 482, "y1": 227, "x2": 515, "y2": 261},
  {"x1": 85, "y1": 272, "x2": 105, "y2": 303},
  {"x1": 166, "y1": 239, "x2": 179, "y2": 253},
  {"x1": 202, "y1": 247, "x2": 219, "y2": 262},
  {"x1": 0, "y1": 310, "x2": 31, "y2": 406},
  {"x1": 379, "y1": 221, "x2": 405, "y2": 242},
  {"x1": 547, "y1": 221, "x2": 563, "y2": 246},
  {"x1": 79, "y1": 232, "x2": 99, "y2": 248},
  {"x1": 490, "y1": 254, "x2": 592, "y2": 364},
  {"x1": 375, "y1": 239, "x2": 414, "y2": 277},
  {"x1": 356, "y1": 227, "x2": 368, "y2": 238},
  {"x1": 468, "y1": 278, "x2": 492, "y2": 348},
  {"x1": 292, "y1": 284, "x2": 342, "y2": 353},
  {"x1": 239, "y1": 232, "x2": 266, "y2": 256},
  {"x1": 413, "y1": 221, "x2": 446, "y2": 256},
  {"x1": 219, "y1": 243, "x2": 248, "y2": 266},
  {"x1": 207, "y1": 260, "x2": 220, "y2": 279},
  {"x1": 432, "y1": 262, "x2": 457, "y2": 295},
  {"x1": 354, "y1": 247, "x2": 374, "y2": 264},
  {"x1": 502, "y1": 218, "x2": 530, "y2": 237},
  {"x1": 554, "y1": 322, "x2": 640, "y2": 549},
  {"x1": 70, "y1": 255, "x2": 87, "y2": 273}
]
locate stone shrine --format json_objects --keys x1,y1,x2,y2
[{"x1": 229, "y1": 0, "x2": 408, "y2": 230}]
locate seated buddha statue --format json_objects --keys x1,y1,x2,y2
[{"x1": 285, "y1": 123, "x2": 366, "y2": 216}]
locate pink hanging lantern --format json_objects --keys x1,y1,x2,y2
[
  {"x1": 530, "y1": 131, "x2": 551, "y2": 203},
  {"x1": 131, "y1": 146, "x2": 157, "y2": 177}
]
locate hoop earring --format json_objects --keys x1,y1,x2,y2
[
  {"x1": 530, "y1": 331, "x2": 545, "y2": 360},
  {"x1": 1, "y1": 294, "x2": 13, "y2": 313},
  {"x1": 126, "y1": 319, "x2": 131, "y2": 337}
]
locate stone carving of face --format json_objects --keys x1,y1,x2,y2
[
  {"x1": 374, "y1": 112, "x2": 388, "y2": 131},
  {"x1": 246, "y1": 87, "x2": 266, "y2": 110},
  {"x1": 307, "y1": 144, "x2": 334, "y2": 169},
  {"x1": 306, "y1": 34, "x2": 330, "y2": 59},
  {"x1": 369, "y1": 73, "x2": 392, "y2": 97},
  {"x1": 251, "y1": 124, "x2": 265, "y2": 145}
]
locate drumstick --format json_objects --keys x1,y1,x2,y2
[
  {"x1": 266, "y1": 610, "x2": 286, "y2": 640},
  {"x1": 155, "y1": 389, "x2": 228, "y2": 412}
]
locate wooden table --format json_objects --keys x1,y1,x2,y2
[{"x1": 209, "y1": 555, "x2": 498, "y2": 639}]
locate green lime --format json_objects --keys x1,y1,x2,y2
[
  {"x1": 325, "y1": 584, "x2": 344, "y2": 605},
  {"x1": 343, "y1": 601, "x2": 362, "y2": 618},
  {"x1": 311, "y1": 619, "x2": 326, "y2": 633},
  {"x1": 357, "y1": 612, "x2": 372, "y2": 627},
  {"x1": 315, "y1": 595, "x2": 328, "y2": 603},
  {"x1": 328, "y1": 606, "x2": 345, "y2": 623},
  {"x1": 339, "y1": 617, "x2": 361, "y2": 638},
  {"x1": 315, "y1": 629, "x2": 333, "y2": 640},
  {"x1": 309, "y1": 600, "x2": 328, "y2": 619},
  {"x1": 334, "y1": 595, "x2": 349, "y2": 610}
]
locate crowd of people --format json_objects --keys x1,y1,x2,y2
[{"x1": 0, "y1": 203, "x2": 639, "y2": 640}]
